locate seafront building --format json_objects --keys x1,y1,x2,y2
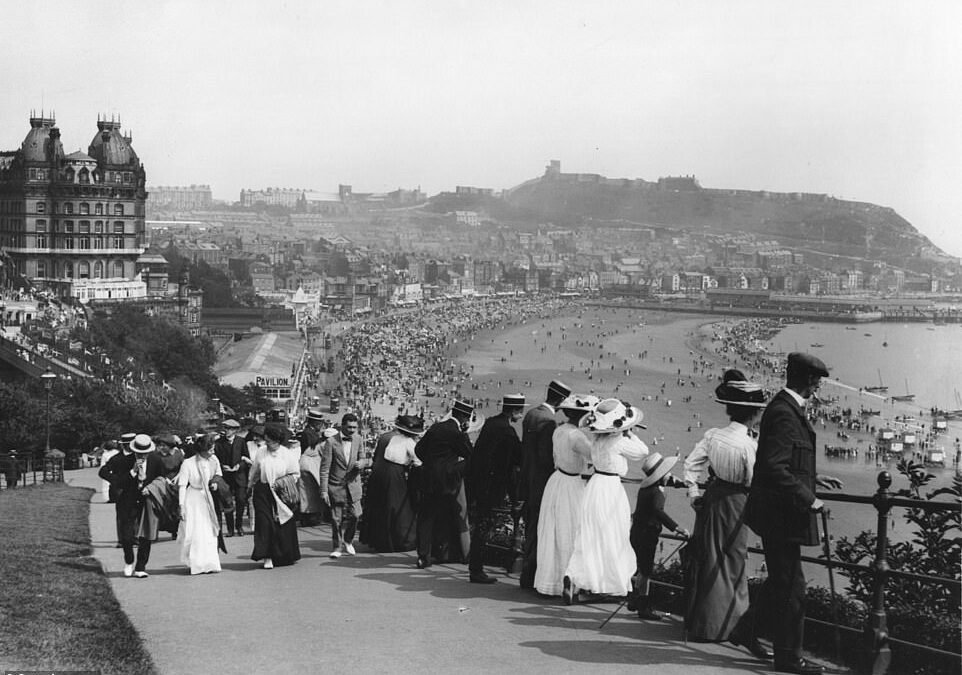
[{"x1": 0, "y1": 114, "x2": 147, "y2": 302}]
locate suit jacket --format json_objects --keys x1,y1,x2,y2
[
  {"x1": 98, "y1": 451, "x2": 165, "y2": 507},
  {"x1": 466, "y1": 412, "x2": 522, "y2": 511},
  {"x1": 414, "y1": 418, "x2": 472, "y2": 497},
  {"x1": 320, "y1": 432, "x2": 366, "y2": 504},
  {"x1": 519, "y1": 403, "x2": 557, "y2": 504},
  {"x1": 745, "y1": 389, "x2": 819, "y2": 546},
  {"x1": 215, "y1": 435, "x2": 250, "y2": 487}
]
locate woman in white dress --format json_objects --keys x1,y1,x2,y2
[
  {"x1": 176, "y1": 433, "x2": 222, "y2": 575},
  {"x1": 563, "y1": 398, "x2": 649, "y2": 603},
  {"x1": 534, "y1": 394, "x2": 598, "y2": 596}
]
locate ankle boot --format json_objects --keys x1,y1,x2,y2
[
  {"x1": 636, "y1": 596, "x2": 661, "y2": 621},
  {"x1": 626, "y1": 576, "x2": 641, "y2": 611}
]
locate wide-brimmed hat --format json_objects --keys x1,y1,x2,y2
[
  {"x1": 451, "y1": 399, "x2": 474, "y2": 417},
  {"x1": 395, "y1": 415, "x2": 426, "y2": 436},
  {"x1": 547, "y1": 380, "x2": 572, "y2": 399},
  {"x1": 130, "y1": 434, "x2": 155, "y2": 454},
  {"x1": 501, "y1": 394, "x2": 527, "y2": 410},
  {"x1": 306, "y1": 407, "x2": 326, "y2": 423},
  {"x1": 714, "y1": 369, "x2": 767, "y2": 408},
  {"x1": 580, "y1": 398, "x2": 646, "y2": 433},
  {"x1": 559, "y1": 393, "x2": 600, "y2": 413},
  {"x1": 638, "y1": 452, "x2": 679, "y2": 488}
]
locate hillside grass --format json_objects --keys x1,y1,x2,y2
[{"x1": 0, "y1": 483, "x2": 156, "y2": 675}]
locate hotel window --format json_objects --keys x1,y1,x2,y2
[
  {"x1": 114, "y1": 204, "x2": 124, "y2": 216},
  {"x1": 78, "y1": 261, "x2": 90, "y2": 278},
  {"x1": 65, "y1": 220, "x2": 75, "y2": 233},
  {"x1": 112, "y1": 261, "x2": 124, "y2": 277},
  {"x1": 80, "y1": 237, "x2": 90, "y2": 250},
  {"x1": 29, "y1": 169, "x2": 37, "y2": 180},
  {"x1": 123, "y1": 172, "x2": 132, "y2": 183},
  {"x1": 65, "y1": 237, "x2": 75, "y2": 250},
  {"x1": 37, "y1": 261, "x2": 46, "y2": 277},
  {"x1": 94, "y1": 261, "x2": 103, "y2": 278},
  {"x1": 36, "y1": 220, "x2": 47, "y2": 232},
  {"x1": 80, "y1": 203, "x2": 89, "y2": 215},
  {"x1": 114, "y1": 221, "x2": 124, "y2": 234},
  {"x1": 79, "y1": 168, "x2": 90, "y2": 184},
  {"x1": 95, "y1": 203, "x2": 103, "y2": 215},
  {"x1": 37, "y1": 170, "x2": 45, "y2": 180},
  {"x1": 36, "y1": 202, "x2": 45, "y2": 214},
  {"x1": 94, "y1": 221, "x2": 103, "y2": 233},
  {"x1": 64, "y1": 262, "x2": 74, "y2": 278},
  {"x1": 113, "y1": 236, "x2": 124, "y2": 249},
  {"x1": 80, "y1": 221, "x2": 90, "y2": 233},
  {"x1": 65, "y1": 203, "x2": 74, "y2": 214},
  {"x1": 36, "y1": 235, "x2": 47, "y2": 248},
  {"x1": 93, "y1": 236, "x2": 103, "y2": 249}
]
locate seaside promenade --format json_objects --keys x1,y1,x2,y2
[{"x1": 68, "y1": 467, "x2": 842, "y2": 674}]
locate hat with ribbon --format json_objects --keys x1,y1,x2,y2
[
  {"x1": 452, "y1": 399, "x2": 475, "y2": 417},
  {"x1": 501, "y1": 393, "x2": 527, "y2": 410},
  {"x1": 638, "y1": 452, "x2": 679, "y2": 488},
  {"x1": 547, "y1": 379, "x2": 572, "y2": 399},
  {"x1": 306, "y1": 407, "x2": 327, "y2": 423},
  {"x1": 559, "y1": 393, "x2": 601, "y2": 413},
  {"x1": 714, "y1": 369, "x2": 768, "y2": 408},
  {"x1": 130, "y1": 433, "x2": 156, "y2": 454},
  {"x1": 580, "y1": 398, "x2": 646, "y2": 433},
  {"x1": 394, "y1": 415, "x2": 426, "y2": 436}
]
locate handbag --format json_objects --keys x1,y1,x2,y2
[{"x1": 272, "y1": 472, "x2": 301, "y2": 511}]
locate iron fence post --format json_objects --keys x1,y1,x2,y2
[{"x1": 861, "y1": 471, "x2": 893, "y2": 675}]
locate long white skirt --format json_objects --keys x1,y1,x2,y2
[
  {"x1": 564, "y1": 474, "x2": 634, "y2": 596},
  {"x1": 179, "y1": 488, "x2": 221, "y2": 575},
  {"x1": 534, "y1": 471, "x2": 586, "y2": 596}
]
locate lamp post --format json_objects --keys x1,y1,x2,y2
[{"x1": 41, "y1": 367, "x2": 57, "y2": 454}]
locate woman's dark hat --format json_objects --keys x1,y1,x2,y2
[
  {"x1": 394, "y1": 415, "x2": 425, "y2": 436},
  {"x1": 714, "y1": 369, "x2": 767, "y2": 408}
]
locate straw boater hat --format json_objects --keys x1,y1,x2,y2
[
  {"x1": 714, "y1": 369, "x2": 768, "y2": 408},
  {"x1": 394, "y1": 415, "x2": 426, "y2": 436},
  {"x1": 130, "y1": 434, "x2": 156, "y2": 454},
  {"x1": 501, "y1": 394, "x2": 527, "y2": 410},
  {"x1": 580, "y1": 398, "x2": 646, "y2": 433},
  {"x1": 306, "y1": 407, "x2": 326, "y2": 423},
  {"x1": 547, "y1": 379, "x2": 572, "y2": 399},
  {"x1": 451, "y1": 399, "x2": 474, "y2": 417},
  {"x1": 638, "y1": 452, "x2": 679, "y2": 488},
  {"x1": 120, "y1": 432, "x2": 136, "y2": 446},
  {"x1": 559, "y1": 393, "x2": 601, "y2": 413}
]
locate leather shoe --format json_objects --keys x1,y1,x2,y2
[
  {"x1": 562, "y1": 576, "x2": 577, "y2": 606},
  {"x1": 416, "y1": 556, "x2": 432, "y2": 569},
  {"x1": 729, "y1": 633, "x2": 774, "y2": 661},
  {"x1": 469, "y1": 572, "x2": 497, "y2": 584},
  {"x1": 773, "y1": 656, "x2": 824, "y2": 674}
]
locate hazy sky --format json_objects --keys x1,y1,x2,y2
[{"x1": 3, "y1": 1, "x2": 960, "y2": 255}]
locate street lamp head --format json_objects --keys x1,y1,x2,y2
[{"x1": 41, "y1": 367, "x2": 57, "y2": 390}]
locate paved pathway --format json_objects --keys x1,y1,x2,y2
[{"x1": 70, "y1": 468, "x2": 841, "y2": 674}]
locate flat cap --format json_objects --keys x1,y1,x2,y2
[
  {"x1": 222, "y1": 419, "x2": 241, "y2": 429},
  {"x1": 787, "y1": 352, "x2": 829, "y2": 377}
]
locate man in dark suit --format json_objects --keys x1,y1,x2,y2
[
  {"x1": 519, "y1": 379, "x2": 570, "y2": 589},
  {"x1": 465, "y1": 394, "x2": 525, "y2": 584},
  {"x1": 214, "y1": 419, "x2": 251, "y2": 536},
  {"x1": 414, "y1": 399, "x2": 475, "y2": 570},
  {"x1": 320, "y1": 412, "x2": 368, "y2": 558},
  {"x1": 98, "y1": 433, "x2": 165, "y2": 578},
  {"x1": 746, "y1": 353, "x2": 843, "y2": 675}
]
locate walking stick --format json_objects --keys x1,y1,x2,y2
[
  {"x1": 600, "y1": 539, "x2": 689, "y2": 630},
  {"x1": 820, "y1": 508, "x2": 841, "y2": 662}
]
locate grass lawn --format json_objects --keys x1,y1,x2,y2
[{"x1": 0, "y1": 483, "x2": 156, "y2": 675}]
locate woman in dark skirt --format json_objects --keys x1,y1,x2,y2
[
  {"x1": 361, "y1": 415, "x2": 424, "y2": 552},
  {"x1": 249, "y1": 424, "x2": 301, "y2": 569},
  {"x1": 682, "y1": 370, "x2": 767, "y2": 643}
]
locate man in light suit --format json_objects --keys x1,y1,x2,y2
[
  {"x1": 745, "y1": 353, "x2": 843, "y2": 675},
  {"x1": 519, "y1": 379, "x2": 570, "y2": 589},
  {"x1": 320, "y1": 413, "x2": 369, "y2": 558}
]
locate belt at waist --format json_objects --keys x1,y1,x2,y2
[
  {"x1": 557, "y1": 468, "x2": 580, "y2": 477},
  {"x1": 593, "y1": 469, "x2": 619, "y2": 477}
]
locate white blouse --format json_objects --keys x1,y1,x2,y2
[
  {"x1": 383, "y1": 434, "x2": 421, "y2": 467},
  {"x1": 589, "y1": 431, "x2": 649, "y2": 476},
  {"x1": 249, "y1": 444, "x2": 300, "y2": 485},
  {"x1": 552, "y1": 423, "x2": 592, "y2": 475},
  {"x1": 683, "y1": 421, "x2": 757, "y2": 498}
]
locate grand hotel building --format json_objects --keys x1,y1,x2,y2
[{"x1": 0, "y1": 114, "x2": 148, "y2": 301}]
